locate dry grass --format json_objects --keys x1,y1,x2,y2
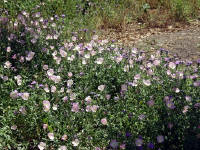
[{"x1": 95, "y1": 0, "x2": 200, "y2": 31}]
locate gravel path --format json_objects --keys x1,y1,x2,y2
[
  {"x1": 135, "y1": 26, "x2": 200, "y2": 61},
  {"x1": 100, "y1": 20, "x2": 200, "y2": 61}
]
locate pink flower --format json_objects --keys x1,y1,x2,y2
[
  {"x1": 92, "y1": 35, "x2": 98, "y2": 40},
  {"x1": 91, "y1": 105, "x2": 99, "y2": 112},
  {"x1": 183, "y1": 105, "x2": 189, "y2": 113},
  {"x1": 26, "y1": 51, "x2": 35, "y2": 61},
  {"x1": 157, "y1": 135, "x2": 164, "y2": 143},
  {"x1": 135, "y1": 138, "x2": 143, "y2": 146},
  {"x1": 48, "y1": 132, "x2": 54, "y2": 140},
  {"x1": 61, "y1": 134, "x2": 67, "y2": 141},
  {"x1": 59, "y1": 49, "x2": 67, "y2": 57},
  {"x1": 71, "y1": 102, "x2": 79, "y2": 112},
  {"x1": 72, "y1": 36, "x2": 76, "y2": 41},
  {"x1": 10, "y1": 90, "x2": 19, "y2": 99},
  {"x1": 153, "y1": 59, "x2": 160, "y2": 66},
  {"x1": 168, "y1": 123, "x2": 173, "y2": 129},
  {"x1": 101, "y1": 118, "x2": 107, "y2": 125},
  {"x1": 169, "y1": 62, "x2": 176, "y2": 69},
  {"x1": 86, "y1": 105, "x2": 91, "y2": 112},
  {"x1": 62, "y1": 96, "x2": 68, "y2": 102},
  {"x1": 120, "y1": 144, "x2": 126, "y2": 149},
  {"x1": 11, "y1": 125, "x2": 17, "y2": 130},
  {"x1": 43, "y1": 124, "x2": 48, "y2": 130},
  {"x1": 110, "y1": 140, "x2": 118, "y2": 149},
  {"x1": 147, "y1": 100, "x2": 155, "y2": 107},
  {"x1": 47, "y1": 69, "x2": 54, "y2": 76},
  {"x1": 68, "y1": 72, "x2": 73, "y2": 77},
  {"x1": 134, "y1": 74, "x2": 141, "y2": 80},
  {"x1": 51, "y1": 86, "x2": 56, "y2": 93}
]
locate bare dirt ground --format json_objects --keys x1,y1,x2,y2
[{"x1": 99, "y1": 20, "x2": 200, "y2": 61}]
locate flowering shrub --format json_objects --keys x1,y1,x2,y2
[{"x1": 0, "y1": 8, "x2": 200, "y2": 150}]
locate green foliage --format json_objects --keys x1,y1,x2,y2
[{"x1": 0, "y1": 1, "x2": 200, "y2": 150}]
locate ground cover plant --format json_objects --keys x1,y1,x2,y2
[{"x1": 0, "y1": 2, "x2": 200, "y2": 150}]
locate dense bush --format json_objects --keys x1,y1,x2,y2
[{"x1": 0, "y1": 4, "x2": 200, "y2": 150}]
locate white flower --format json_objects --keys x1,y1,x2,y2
[
  {"x1": 43, "y1": 124, "x2": 48, "y2": 130},
  {"x1": 143, "y1": 79, "x2": 151, "y2": 86},
  {"x1": 38, "y1": 142, "x2": 46, "y2": 150},
  {"x1": 43, "y1": 100, "x2": 51, "y2": 112},
  {"x1": 44, "y1": 85, "x2": 49, "y2": 93},
  {"x1": 59, "y1": 87, "x2": 64, "y2": 93},
  {"x1": 4, "y1": 61, "x2": 12, "y2": 69},
  {"x1": 6, "y1": 46, "x2": 11, "y2": 52},
  {"x1": 72, "y1": 139, "x2": 79, "y2": 147},
  {"x1": 175, "y1": 88, "x2": 180, "y2": 93},
  {"x1": 95, "y1": 58, "x2": 104, "y2": 64},
  {"x1": 82, "y1": 58, "x2": 87, "y2": 65},
  {"x1": 70, "y1": 93, "x2": 76, "y2": 100},
  {"x1": 54, "y1": 75, "x2": 61, "y2": 83},
  {"x1": 98, "y1": 85, "x2": 105, "y2": 91},
  {"x1": 147, "y1": 62, "x2": 153, "y2": 68},
  {"x1": 48, "y1": 132, "x2": 54, "y2": 140},
  {"x1": 58, "y1": 145, "x2": 67, "y2": 150},
  {"x1": 52, "y1": 104, "x2": 58, "y2": 110},
  {"x1": 72, "y1": 36, "x2": 76, "y2": 41},
  {"x1": 67, "y1": 79, "x2": 73, "y2": 87},
  {"x1": 84, "y1": 53, "x2": 90, "y2": 59},
  {"x1": 11, "y1": 125, "x2": 17, "y2": 130},
  {"x1": 21, "y1": 92, "x2": 30, "y2": 100}
]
